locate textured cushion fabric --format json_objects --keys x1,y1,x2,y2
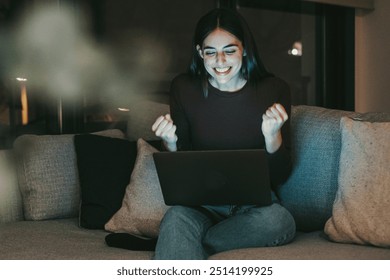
[
  {"x1": 126, "y1": 100, "x2": 170, "y2": 141},
  {"x1": 74, "y1": 134, "x2": 137, "y2": 229},
  {"x1": 14, "y1": 134, "x2": 79, "y2": 220},
  {"x1": 277, "y1": 105, "x2": 357, "y2": 231},
  {"x1": 13, "y1": 129, "x2": 125, "y2": 220},
  {"x1": 0, "y1": 150, "x2": 24, "y2": 223},
  {"x1": 324, "y1": 117, "x2": 390, "y2": 248},
  {"x1": 105, "y1": 138, "x2": 170, "y2": 238},
  {"x1": 1, "y1": 220, "x2": 390, "y2": 259},
  {"x1": 209, "y1": 231, "x2": 390, "y2": 260},
  {"x1": 0, "y1": 219, "x2": 153, "y2": 260},
  {"x1": 352, "y1": 111, "x2": 390, "y2": 122}
]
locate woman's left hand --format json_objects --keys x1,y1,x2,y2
[{"x1": 261, "y1": 103, "x2": 288, "y2": 153}]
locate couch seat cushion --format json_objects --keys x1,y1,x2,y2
[
  {"x1": 2, "y1": 220, "x2": 389, "y2": 260},
  {"x1": 0, "y1": 219, "x2": 153, "y2": 260},
  {"x1": 209, "y1": 231, "x2": 390, "y2": 260}
]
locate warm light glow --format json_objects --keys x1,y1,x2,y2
[
  {"x1": 117, "y1": 107, "x2": 130, "y2": 112},
  {"x1": 16, "y1": 77, "x2": 29, "y2": 125},
  {"x1": 20, "y1": 84, "x2": 28, "y2": 125}
]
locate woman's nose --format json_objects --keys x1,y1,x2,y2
[{"x1": 216, "y1": 52, "x2": 226, "y2": 64}]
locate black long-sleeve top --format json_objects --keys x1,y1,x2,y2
[{"x1": 169, "y1": 73, "x2": 292, "y2": 189}]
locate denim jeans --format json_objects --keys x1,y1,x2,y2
[{"x1": 154, "y1": 197, "x2": 296, "y2": 260}]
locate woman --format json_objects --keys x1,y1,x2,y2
[{"x1": 152, "y1": 8, "x2": 295, "y2": 260}]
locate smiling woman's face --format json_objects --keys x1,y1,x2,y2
[{"x1": 198, "y1": 28, "x2": 245, "y2": 92}]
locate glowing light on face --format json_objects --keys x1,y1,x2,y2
[{"x1": 198, "y1": 28, "x2": 245, "y2": 92}]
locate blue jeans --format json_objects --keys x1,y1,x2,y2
[{"x1": 154, "y1": 200, "x2": 296, "y2": 260}]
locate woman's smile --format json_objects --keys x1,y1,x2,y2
[{"x1": 214, "y1": 66, "x2": 231, "y2": 75}]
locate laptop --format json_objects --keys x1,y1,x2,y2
[{"x1": 152, "y1": 149, "x2": 272, "y2": 206}]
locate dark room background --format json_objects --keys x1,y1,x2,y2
[{"x1": 0, "y1": 0, "x2": 355, "y2": 148}]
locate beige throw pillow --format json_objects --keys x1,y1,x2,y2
[
  {"x1": 324, "y1": 117, "x2": 390, "y2": 248},
  {"x1": 105, "y1": 138, "x2": 170, "y2": 238}
]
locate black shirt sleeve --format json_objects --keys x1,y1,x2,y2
[
  {"x1": 169, "y1": 75, "x2": 192, "y2": 151},
  {"x1": 265, "y1": 79, "x2": 292, "y2": 189}
]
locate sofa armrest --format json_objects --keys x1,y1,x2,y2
[{"x1": 0, "y1": 149, "x2": 24, "y2": 223}]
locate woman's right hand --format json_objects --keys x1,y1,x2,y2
[{"x1": 152, "y1": 114, "x2": 178, "y2": 151}]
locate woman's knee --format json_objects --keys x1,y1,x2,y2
[
  {"x1": 203, "y1": 204, "x2": 296, "y2": 252},
  {"x1": 256, "y1": 204, "x2": 296, "y2": 246},
  {"x1": 155, "y1": 206, "x2": 210, "y2": 260},
  {"x1": 160, "y1": 206, "x2": 213, "y2": 235},
  {"x1": 160, "y1": 206, "x2": 191, "y2": 229}
]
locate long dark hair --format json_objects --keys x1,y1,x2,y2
[{"x1": 189, "y1": 8, "x2": 272, "y2": 97}]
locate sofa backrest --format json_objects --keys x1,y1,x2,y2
[
  {"x1": 126, "y1": 101, "x2": 359, "y2": 232},
  {"x1": 277, "y1": 105, "x2": 358, "y2": 231},
  {"x1": 278, "y1": 105, "x2": 390, "y2": 231},
  {"x1": 0, "y1": 149, "x2": 24, "y2": 223},
  {"x1": 3, "y1": 101, "x2": 388, "y2": 232}
]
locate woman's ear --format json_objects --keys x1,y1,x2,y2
[{"x1": 196, "y1": 45, "x2": 204, "y2": 59}]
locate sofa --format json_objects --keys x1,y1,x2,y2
[{"x1": 1, "y1": 103, "x2": 389, "y2": 260}]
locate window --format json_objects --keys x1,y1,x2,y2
[{"x1": 226, "y1": 0, "x2": 355, "y2": 110}]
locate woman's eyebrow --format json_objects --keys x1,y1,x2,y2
[
  {"x1": 223, "y1": 44, "x2": 239, "y2": 49},
  {"x1": 203, "y1": 44, "x2": 239, "y2": 50}
]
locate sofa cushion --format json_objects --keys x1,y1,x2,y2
[
  {"x1": 0, "y1": 218, "x2": 153, "y2": 260},
  {"x1": 277, "y1": 105, "x2": 357, "y2": 231},
  {"x1": 74, "y1": 134, "x2": 137, "y2": 229},
  {"x1": 2, "y1": 220, "x2": 390, "y2": 259},
  {"x1": 105, "y1": 138, "x2": 170, "y2": 238},
  {"x1": 0, "y1": 150, "x2": 24, "y2": 223},
  {"x1": 13, "y1": 129, "x2": 125, "y2": 220},
  {"x1": 324, "y1": 117, "x2": 390, "y2": 248},
  {"x1": 209, "y1": 231, "x2": 390, "y2": 260}
]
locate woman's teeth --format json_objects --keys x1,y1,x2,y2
[{"x1": 215, "y1": 67, "x2": 230, "y2": 73}]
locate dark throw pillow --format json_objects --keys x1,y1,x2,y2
[{"x1": 74, "y1": 134, "x2": 137, "y2": 229}]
